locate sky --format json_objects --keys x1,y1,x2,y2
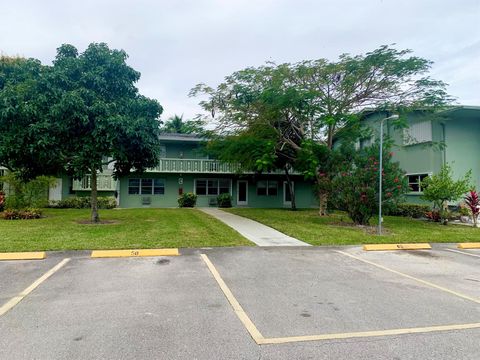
[{"x1": 2, "y1": 0, "x2": 479, "y2": 123}]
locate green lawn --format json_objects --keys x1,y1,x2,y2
[
  {"x1": 0, "y1": 208, "x2": 252, "y2": 252},
  {"x1": 225, "y1": 208, "x2": 480, "y2": 245}
]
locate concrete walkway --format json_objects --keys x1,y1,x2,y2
[{"x1": 200, "y1": 208, "x2": 310, "y2": 247}]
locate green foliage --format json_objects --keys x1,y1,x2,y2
[
  {"x1": 217, "y1": 193, "x2": 233, "y2": 208},
  {"x1": 421, "y1": 164, "x2": 472, "y2": 210},
  {"x1": 1, "y1": 173, "x2": 54, "y2": 209},
  {"x1": 191, "y1": 45, "x2": 452, "y2": 216},
  {"x1": 387, "y1": 203, "x2": 430, "y2": 218},
  {"x1": 49, "y1": 196, "x2": 117, "y2": 209},
  {"x1": 161, "y1": 114, "x2": 206, "y2": 134},
  {"x1": 332, "y1": 143, "x2": 408, "y2": 225},
  {"x1": 2, "y1": 208, "x2": 42, "y2": 220},
  {"x1": 0, "y1": 43, "x2": 163, "y2": 222},
  {"x1": 178, "y1": 193, "x2": 197, "y2": 208}
]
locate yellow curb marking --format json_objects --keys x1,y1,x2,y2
[
  {"x1": 91, "y1": 249, "x2": 179, "y2": 258},
  {"x1": 201, "y1": 253, "x2": 480, "y2": 345},
  {"x1": 0, "y1": 258, "x2": 70, "y2": 317},
  {"x1": 458, "y1": 243, "x2": 480, "y2": 249},
  {"x1": 0, "y1": 252, "x2": 46, "y2": 261},
  {"x1": 363, "y1": 243, "x2": 431, "y2": 251},
  {"x1": 336, "y1": 250, "x2": 480, "y2": 304},
  {"x1": 258, "y1": 322, "x2": 480, "y2": 344},
  {"x1": 446, "y1": 248, "x2": 480, "y2": 259},
  {"x1": 200, "y1": 254, "x2": 264, "y2": 344}
]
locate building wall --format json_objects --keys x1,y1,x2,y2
[{"x1": 118, "y1": 173, "x2": 316, "y2": 208}]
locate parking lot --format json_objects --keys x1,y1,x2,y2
[{"x1": 1, "y1": 245, "x2": 480, "y2": 359}]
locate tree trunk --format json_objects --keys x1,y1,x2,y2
[
  {"x1": 91, "y1": 171, "x2": 100, "y2": 223},
  {"x1": 318, "y1": 190, "x2": 328, "y2": 216},
  {"x1": 284, "y1": 166, "x2": 296, "y2": 211}
]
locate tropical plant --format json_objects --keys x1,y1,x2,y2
[
  {"x1": 464, "y1": 190, "x2": 480, "y2": 227},
  {"x1": 332, "y1": 142, "x2": 408, "y2": 225},
  {"x1": 161, "y1": 114, "x2": 205, "y2": 134},
  {"x1": 217, "y1": 193, "x2": 233, "y2": 208},
  {"x1": 421, "y1": 164, "x2": 472, "y2": 224}
]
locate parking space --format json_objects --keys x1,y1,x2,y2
[{"x1": 0, "y1": 245, "x2": 480, "y2": 359}]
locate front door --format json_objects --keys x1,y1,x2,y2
[{"x1": 237, "y1": 180, "x2": 248, "y2": 205}]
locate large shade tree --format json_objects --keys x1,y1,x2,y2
[
  {"x1": 0, "y1": 44, "x2": 163, "y2": 222},
  {"x1": 191, "y1": 45, "x2": 453, "y2": 214}
]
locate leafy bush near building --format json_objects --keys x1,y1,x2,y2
[
  {"x1": 49, "y1": 196, "x2": 117, "y2": 209},
  {"x1": 332, "y1": 143, "x2": 408, "y2": 225},
  {"x1": 1, "y1": 173, "x2": 54, "y2": 209},
  {"x1": 217, "y1": 193, "x2": 232, "y2": 208},
  {"x1": 178, "y1": 193, "x2": 197, "y2": 208},
  {"x1": 387, "y1": 203, "x2": 431, "y2": 218},
  {"x1": 2, "y1": 208, "x2": 42, "y2": 220}
]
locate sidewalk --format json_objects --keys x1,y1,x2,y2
[{"x1": 200, "y1": 208, "x2": 310, "y2": 247}]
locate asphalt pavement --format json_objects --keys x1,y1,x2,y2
[{"x1": 1, "y1": 245, "x2": 479, "y2": 359}]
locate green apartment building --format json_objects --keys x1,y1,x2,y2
[
  {"x1": 42, "y1": 134, "x2": 317, "y2": 208},
  {"x1": 359, "y1": 106, "x2": 480, "y2": 204},
  {"x1": 2, "y1": 106, "x2": 478, "y2": 208}
]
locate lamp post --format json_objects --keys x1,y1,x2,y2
[{"x1": 378, "y1": 114, "x2": 399, "y2": 235}]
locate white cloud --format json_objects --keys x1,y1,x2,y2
[{"x1": 1, "y1": 0, "x2": 479, "y2": 118}]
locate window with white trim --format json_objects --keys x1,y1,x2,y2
[
  {"x1": 128, "y1": 178, "x2": 165, "y2": 195},
  {"x1": 195, "y1": 179, "x2": 231, "y2": 196},
  {"x1": 403, "y1": 121, "x2": 432, "y2": 145},
  {"x1": 407, "y1": 174, "x2": 429, "y2": 193},
  {"x1": 257, "y1": 180, "x2": 278, "y2": 196}
]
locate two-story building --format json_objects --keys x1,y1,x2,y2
[
  {"x1": 358, "y1": 106, "x2": 480, "y2": 204},
  {"x1": 49, "y1": 133, "x2": 318, "y2": 208}
]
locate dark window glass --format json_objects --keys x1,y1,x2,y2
[
  {"x1": 153, "y1": 179, "x2": 165, "y2": 195},
  {"x1": 128, "y1": 179, "x2": 140, "y2": 194},
  {"x1": 268, "y1": 181, "x2": 278, "y2": 196},
  {"x1": 208, "y1": 180, "x2": 219, "y2": 195},
  {"x1": 257, "y1": 181, "x2": 267, "y2": 196},
  {"x1": 141, "y1": 178, "x2": 153, "y2": 195},
  {"x1": 196, "y1": 180, "x2": 207, "y2": 195},
  {"x1": 219, "y1": 179, "x2": 230, "y2": 194}
]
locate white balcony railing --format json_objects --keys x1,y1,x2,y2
[
  {"x1": 72, "y1": 173, "x2": 118, "y2": 191},
  {"x1": 147, "y1": 159, "x2": 241, "y2": 174}
]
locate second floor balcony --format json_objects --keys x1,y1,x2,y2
[{"x1": 147, "y1": 158, "x2": 241, "y2": 174}]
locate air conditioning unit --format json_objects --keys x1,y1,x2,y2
[{"x1": 142, "y1": 197, "x2": 152, "y2": 205}]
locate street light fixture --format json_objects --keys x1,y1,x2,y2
[{"x1": 378, "y1": 114, "x2": 399, "y2": 235}]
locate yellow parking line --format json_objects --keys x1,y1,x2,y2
[
  {"x1": 259, "y1": 322, "x2": 480, "y2": 344},
  {"x1": 200, "y1": 254, "x2": 265, "y2": 344},
  {"x1": 0, "y1": 258, "x2": 70, "y2": 317},
  {"x1": 336, "y1": 250, "x2": 480, "y2": 304},
  {"x1": 91, "y1": 249, "x2": 179, "y2": 258},
  {"x1": 0, "y1": 252, "x2": 46, "y2": 261}
]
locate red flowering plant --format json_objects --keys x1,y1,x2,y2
[
  {"x1": 0, "y1": 191, "x2": 5, "y2": 212},
  {"x1": 464, "y1": 190, "x2": 480, "y2": 228},
  {"x1": 332, "y1": 141, "x2": 408, "y2": 225}
]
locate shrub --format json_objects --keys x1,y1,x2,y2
[
  {"x1": 332, "y1": 143, "x2": 408, "y2": 225},
  {"x1": 388, "y1": 203, "x2": 430, "y2": 218},
  {"x1": 421, "y1": 164, "x2": 472, "y2": 225},
  {"x1": 2, "y1": 208, "x2": 42, "y2": 220},
  {"x1": 178, "y1": 193, "x2": 197, "y2": 208},
  {"x1": 425, "y1": 210, "x2": 441, "y2": 222},
  {"x1": 464, "y1": 190, "x2": 480, "y2": 227},
  {"x1": 49, "y1": 196, "x2": 116, "y2": 209},
  {"x1": 1, "y1": 173, "x2": 54, "y2": 209},
  {"x1": 217, "y1": 193, "x2": 232, "y2": 208}
]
